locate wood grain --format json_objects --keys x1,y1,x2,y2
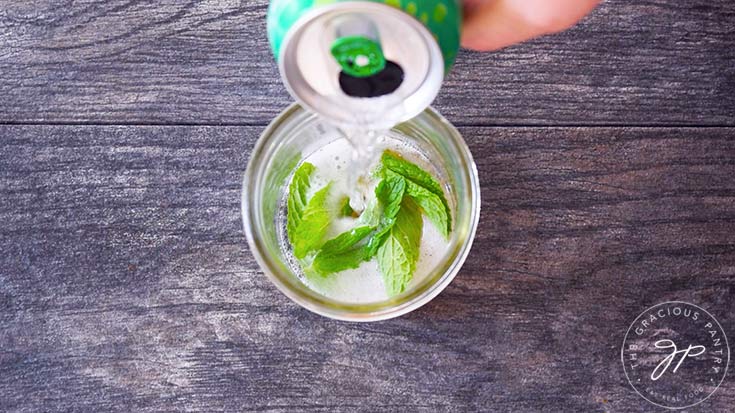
[
  {"x1": 0, "y1": 0, "x2": 733, "y2": 126},
  {"x1": 1, "y1": 125, "x2": 733, "y2": 412}
]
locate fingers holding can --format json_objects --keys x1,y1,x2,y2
[{"x1": 461, "y1": 0, "x2": 601, "y2": 51}]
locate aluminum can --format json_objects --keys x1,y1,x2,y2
[{"x1": 267, "y1": 0, "x2": 462, "y2": 128}]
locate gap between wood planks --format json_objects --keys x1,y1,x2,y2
[{"x1": 1, "y1": 121, "x2": 734, "y2": 128}]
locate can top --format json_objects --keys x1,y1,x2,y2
[{"x1": 275, "y1": 2, "x2": 445, "y2": 129}]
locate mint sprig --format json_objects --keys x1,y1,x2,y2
[
  {"x1": 285, "y1": 150, "x2": 452, "y2": 298},
  {"x1": 380, "y1": 151, "x2": 452, "y2": 238},
  {"x1": 312, "y1": 174, "x2": 405, "y2": 274},
  {"x1": 364, "y1": 173, "x2": 406, "y2": 258}
]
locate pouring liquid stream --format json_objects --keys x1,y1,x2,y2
[{"x1": 341, "y1": 127, "x2": 386, "y2": 213}]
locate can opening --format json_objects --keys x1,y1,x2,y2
[{"x1": 338, "y1": 60, "x2": 404, "y2": 98}]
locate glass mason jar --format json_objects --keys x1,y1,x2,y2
[{"x1": 242, "y1": 104, "x2": 479, "y2": 321}]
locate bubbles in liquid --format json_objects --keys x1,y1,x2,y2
[{"x1": 278, "y1": 124, "x2": 453, "y2": 303}]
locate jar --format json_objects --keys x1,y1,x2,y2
[{"x1": 242, "y1": 104, "x2": 479, "y2": 321}]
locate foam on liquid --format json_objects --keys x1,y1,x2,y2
[{"x1": 281, "y1": 131, "x2": 451, "y2": 304}]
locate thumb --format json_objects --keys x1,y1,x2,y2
[{"x1": 462, "y1": 0, "x2": 600, "y2": 51}]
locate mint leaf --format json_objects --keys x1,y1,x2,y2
[
  {"x1": 265, "y1": 151, "x2": 301, "y2": 234},
  {"x1": 376, "y1": 197, "x2": 423, "y2": 297},
  {"x1": 286, "y1": 162, "x2": 334, "y2": 259},
  {"x1": 320, "y1": 225, "x2": 375, "y2": 254},
  {"x1": 287, "y1": 162, "x2": 315, "y2": 243},
  {"x1": 380, "y1": 151, "x2": 452, "y2": 238},
  {"x1": 365, "y1": 224, "x2": 392, "y2": 260},
  {"x1": 380, "y1": 150, "x2": 445, "y2": 200},
  {"x1": 399, "y1": 173, "x2": 450, "y2": 239},
  {"x1": 375, "y1": 173, "x2": 405, "y2": 219},
  {"x1": 291, "y1": 183, "x2": 332, "y2": 259},
  {"x1": 338, "y1": 196, "x2": 355, "y2": 217},
  {"x1": 357, "y1": 198, "x2": 381, "y2": 227},
  {"x1": 312, "y1": 225, "x2": 375, "y2": 275},
  {"x1": 365, "y1": 173, "x2": 405, "y2": 258}
]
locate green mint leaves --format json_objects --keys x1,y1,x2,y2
[
  {"x1": 287, "y1": 163, "x2": 331, "y2": 259},
  {"x1": 285, "y1": 151, "x2": 452, "y2": 297},
  {"x1": 370, "y1": 151, "x2": 451, "y2": 296},
  {"x1": 312, "y1": 225, "x2": 375, "y2": 275},
  {"x1": 286, "y1": 162, "x2": 314, "y2": 241},
  {"x1": 376, "y1": 173, "x2": 406, "y2": 219},
  {"x1": 380, "y1": 151, "x2": 452, "y2": 238},
  {"x1": 377, "y1": 197, "x2": 423, "y2": 297},
  {"x1": 364, "y1": 173, "x2": 405, "y2": 259},
  {"x1": 310, "y1": 175, "x2": 405, "y2": 277}
]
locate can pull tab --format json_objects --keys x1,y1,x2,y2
[{"x1": 330, "y1": 36, "x2": 386, "y2": 78}]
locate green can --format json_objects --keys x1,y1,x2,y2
[
  {"x1": 266, "y1": 0, "x2": 462, "y2": 128},
  {"x1": 268, "y1": 0, "x2": 461, "y2": 72}
]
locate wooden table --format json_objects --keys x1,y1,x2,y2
[{"x1": 1, "y1": 1, "x2": 733, "y2": 411}]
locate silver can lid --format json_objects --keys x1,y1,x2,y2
[{"x1": 278, "y1": 2, "x2": 444, "y2": 129}]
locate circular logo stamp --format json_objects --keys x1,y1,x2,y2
[{"x1": 621, "y1": 301, "x2": 730, "y2": 409}]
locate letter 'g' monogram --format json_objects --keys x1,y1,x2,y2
[{"x1": 651, "y1": 339, "x2": 706, "y2": 381}]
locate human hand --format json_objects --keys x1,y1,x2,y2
[{"x1": 462, "y1": 0, "x2": 601, "y2": 51}]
